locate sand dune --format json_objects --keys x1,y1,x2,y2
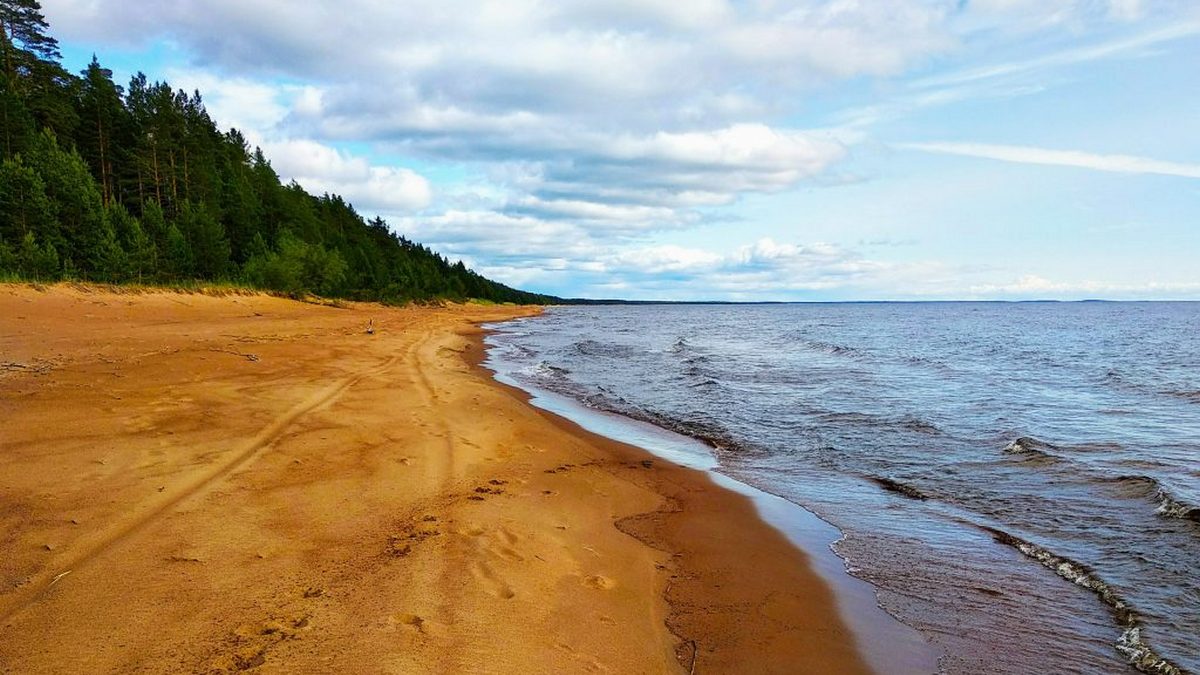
[{"x1": 0, "y1": 285, "x2": 867, "y2": 674}]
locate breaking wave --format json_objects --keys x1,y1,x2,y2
[
  {"x1": 982, "y1": 527, "x2": 1183, "y2": 675},
  {"x1": 1106, "y1": 475, "x2": 1200, "y2": 522},
  {"x1": 1003, "y1": 436, "x2": 1062, "y2": 463}
]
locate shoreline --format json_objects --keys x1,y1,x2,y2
[
  {"x1": 472, "y1": 319, "x2": 939, "y2": 675},
  {"x1": 463, "y1": 323, "x2": 883, "y2": 673},
  {"x1": 1, "y1": 284, "x2": 874, "y2": 673}
]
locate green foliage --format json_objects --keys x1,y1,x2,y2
[
  {"x1": 0, "y1": 154, "x2": 53, "y2": 240},
  {"x1": 0, "y1": 3, "x2": 556, "y2": 304},
  {"x1": 0, "y1": 235, "x2": 15, "y2": 272},
  {"x1": 107, "y1": 201, "x2": 155, "y2": 280},
  {"x1": 175, "y1": 200, "x2": 229, "y2": 279},
  {"x1": 22, "y1": 129, "x2": 113, "y2": 276},
  {"x1": 244, "y1": 233, "x2": 347, "y2": 296},
  {"x1": 163, "y1": 222, "x2": 190, "y2": 279},
  {"x1": 140, "y1": 199, "x2": 166, "y2": 246},
  {"x1": 14, "y1": 230, "x2": 58, "y2": 278}
]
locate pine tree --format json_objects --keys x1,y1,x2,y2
[
  {"x1": 16, "y1": 230, "x2": 57, "y2": 278},
  {"x1": 76, "y1": 56, "x2": 126, "y2": 205},
  {"x1": 0, "y1": 0, "x2": 57, "y2": 156},
  {"x1": 0, "y1": 70, "x2": 33, "y2": 157},
  {"x1": 107, "y1": 202, "x2": 154, "y2": 281},
  {"x1": 163, "y1": 222, "x2": 191, "y2": 279},
  {"x1": 23, "y1": 129, "x2": 112, "y2": 277},
  {"x1": 0, "y1": 0, "x2": 59, "y2": 77},
  {"x1": 1, "y1": 0, "x2": 74, "y2": 140},
  {"x1": 176, "y1": 200, "x2": 228, "y2": 279},
  {"x1": 0, "y1": 6, "x2": 553, "y2": 303},
  {"x1": 0, "y1": 154, "x2": 53, "y2": 241}
]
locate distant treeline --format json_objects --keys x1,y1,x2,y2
[{"x1": 0, "y1": 1, "x2": 554, "y2": 304}]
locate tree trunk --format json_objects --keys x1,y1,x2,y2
[
  {"x1": 152, "y1": 142, "x2": 162, "y2": 206},
  {"x1": 169, "y1": 149, "x2": 178, "y2": 204},
  {"x1": 1, "y1": 19, "x2": 13, "y2": 87},
  {"x1": 96, "y1": 114, "x2": 109, "y2": 204}
]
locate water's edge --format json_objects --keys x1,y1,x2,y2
[{"x1": 480, "y1": 323, "x2": 940, "y2": 675}]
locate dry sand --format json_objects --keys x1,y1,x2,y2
[{"x1": 0, "y1": 284, "x2": 869, "y2": 674}]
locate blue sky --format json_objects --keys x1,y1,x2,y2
[{"x1": 44, "y1": 0, "x2": 1200, "y2": 300}]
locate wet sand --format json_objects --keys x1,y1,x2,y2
[{"x1": 0, "y1": 284, "x2": 869, "y2": 674}]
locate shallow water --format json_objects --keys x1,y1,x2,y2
[{"x1": 485, "y1": 302, "x2": 1200, "y2": 674}]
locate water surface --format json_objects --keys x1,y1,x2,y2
[{"x1": 485, "y1": 302, "x2": 1200, "y2": 674}]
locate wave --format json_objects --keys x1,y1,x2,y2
[
  {"x1": 572, "y1": 339, "x2": 635, "y2": 358},
  {"x1": 900, "y1": 416, "x2": 942, "y2": 435},
  {"x1": 1161, "y1": 389, "x2": 1200, "y2": 405},
  {"x1": 1155, "y1": 488, "x2": 1200, "y2": 522},
  {"x1": 530, "y1": 361, "x2": 570, "y2": 379},
  {"x1": 577, "y1": 395, "x2": 751, "y2": 455},
  {"x1": 870, "y1": 476, "x2": 930, "y2": 501},
  {"x1": 982, "y1": 526, "x2": 1183, "y2": 675},
  {"x1": 1103, "y1": 369, "x2": 1200, "y2": 406},
  {"x1": 816, "y1": 410, "x2": 942, "y2": 436},
  {"x1": 800, "y1": 339, "x2": 863, "y2": 358},
  {"x1": 1003, "y1": 436, "x2": 1061, "y2": 463},
  {"x1": 1105, "y1": 475, "x2": 1200, "y2": 522}
]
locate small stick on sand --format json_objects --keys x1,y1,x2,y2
[
  {"x1": 689, "y1": 640, "x2": 698, "y2": 675},
  {"x1": 49, "y1": 570, "x2": 72, "y2": 587}
]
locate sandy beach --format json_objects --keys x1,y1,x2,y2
[{"x1": 0, "y1": 285, "x2": 868, "y2": 674}]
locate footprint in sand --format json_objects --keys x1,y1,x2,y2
[
  {"x1": 393, "y1": 613, "x2": 425, "y2": 631},
  {"x1": 387, "y1": 518, "x2": 442, "y2": 556},
  {"x1": 490, "y1": 544, "x2": 525, "y2": 563},
  {"x1": 470, "y1": 560, "x2": 516, "y2": 599},
  {"x1": 497, "y1": 526, "x2": 519, "y2": 546},
  {"x1": 583, "y1": 575, "x2": 616, "y2": 590}
]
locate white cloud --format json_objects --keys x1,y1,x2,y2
[
  {"x1": 1108, "y1": 0, "x2": 1146, "y2": 21},
  {"x1": 909, "y1": 20, "x2": 1200, "y2": 90},
  {"x1": 896, "y1": 141, "x2": 1200, "y2": 178},
  {"x1": 38, "y1": 0, "x2": 1197, "y2": 299},
  {"x1": 264, "y1": 139, "x2": 432, "y2": 211},
  {"x1": 163, "y1": 69, "x2": 293, "y2": 133},
  {"x1": 969, "y1": 274, "x2": 1200, "y2": 297}
]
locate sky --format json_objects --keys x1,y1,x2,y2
[{"x1": 41, "y1": 0, "x2": 1200, "y2": 300}]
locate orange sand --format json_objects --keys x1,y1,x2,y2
[{"x1": 0, "y1": 284, "x2": 869, "y2": 673}]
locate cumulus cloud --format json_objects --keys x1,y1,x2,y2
[
  {"x1": 263, "y1": 139, "x2": 432, "y2": 212},
  {"x1": 38, "y1": 0, "x2": 1194, "y2": 299},
  {"x1": 160, "y1": 70, "x2": 434, "y2": 213}
]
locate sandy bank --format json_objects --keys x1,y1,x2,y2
[{"x1": 0, "y1": 284, "x2": 868, "y2": 673}]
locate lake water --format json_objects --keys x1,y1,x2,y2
[{"x1": 484, "y1": 302, "x2": 1200, "y2": 674}]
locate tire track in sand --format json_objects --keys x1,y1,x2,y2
[
  {"x1": 404, "y1": 327, "x2": 502, "y2": 675},
  {"x1": 0, "y1": 353, "x2": 401, "y2": 625}
]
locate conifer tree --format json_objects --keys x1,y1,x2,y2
[
  {"x1": 0, "y1": 7, "x2": 554, "y2": 303},
  {"x1": 0, "y1": 154, "x2": 53, "y2": 241},
  {"x1": 76, "y1": 56, "x2": 125, "y2": 204}
]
